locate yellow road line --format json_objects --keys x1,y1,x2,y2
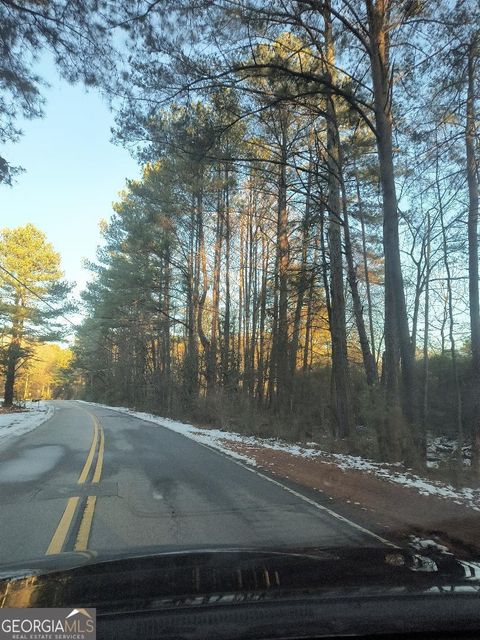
[
  {"x1": 77, "y1": 418, "x2": 99, "y2": 484},
  {"x1": 92, "y1": 425, "x2": 105, "y2": 484},
  {"x1": 74, "y1": 495, "x2": 97, "y2": 551},
  {"x1": 75, "y1": 426, "x2": 105, "y2": 551},
  {"x1": 46, "y1": 496, "x2": 80, "y2": 555},
  {"x1": 45, "y1": 414, "x2": 101, "y2": 555}
]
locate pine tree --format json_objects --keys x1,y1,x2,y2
[{"x1": 0, "y1": 224, "x2": 73, "y2": 406}]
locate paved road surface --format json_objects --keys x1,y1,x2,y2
[{"x1": 0, "y1": 401, "x2": 387, "y2": 567}]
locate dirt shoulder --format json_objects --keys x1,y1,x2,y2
[{"x1": 219, "y1": 439, "x2": 480, "y2": 558}]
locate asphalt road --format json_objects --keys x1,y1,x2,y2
[{"x1": 0, "y1": 401, "x2": 388, "y2": 567}]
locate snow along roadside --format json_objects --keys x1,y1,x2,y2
[
  {"x1": 0, "y1": 401, "x2": 54, "y2": 450},
  {"x1": 79, "y1": 401, "x2": 480, "y2": 512},
  {"x1": 77, "y1": 400, "x2": 260, "y2": 467}
]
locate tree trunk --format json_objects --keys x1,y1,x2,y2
[
  {"x1": 223, "y1": 168, "x2": 232, "y2": 388},
  {"x1": 185, "y1": 196, "x2": 199, "y2": 399},
  {"x1": 324, "y1": 2, "x2": 353, "y2": 438},
  {"x1": 162, "y1": 242, "x2": 172, "y2": 410},
  {"x1": 438, "y1": 167, "x2": 463, "y2": 461},
  {"x1": 249, "y1": 196, "x2": 259, "y2": 397},
  {"x1": 196, "y1": 187, "x2": 212, "y2": 392},
  {"x1": 356, "y1": 172, "x2": 378, "y2": 378},
  {"x1": 366, "y1": 0, "x2": 417, "y2": 460},
  {"x1": 340, "y1": 157, "x2": 377, "y2": 385},
  {"x1": 238, "y1": 207, "x2": 245, "y2": 385},
  {"x1": 268, "y1": 120, "x2": 290, "y2": 410},
  {"x1": 466, "y1": 36, "x2": 480, "y2": 473},
  {"x1": 209, "y1": 177, "x2": 224, "y2": 394},
  {"x1": 276, "y1": 125, "x2": 290, "y2": 406},
  {"x1": 256, "y1": 233, "x2": 268, "y2": 401},
  {"x1": 421, "y1": 210, "x2": 431, "y2": 459},
  {"x1": 303, "y1": 235, "x2": 319, "y2": 373},
  {"x1": 290, "y1": 161, "x2": 312, "y2": 379},
  {"x1": 3, "y1": 342, "x2": 20, "y2": 407},
  {"x1": 4, "y1": 297, "x2": 24, "y2": 408}
]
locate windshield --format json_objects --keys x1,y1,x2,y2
[{"x1": 0, "y1": 0, "x2": 479, "y2": 621}]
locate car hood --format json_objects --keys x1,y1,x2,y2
[{"x1": 1, "y1": 546, "x2": 480, "y2": 610}]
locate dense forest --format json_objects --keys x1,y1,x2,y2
[
  {"x1": 73, "y1": 0, "x2": 480, "y2": 471},
  {"x1": 1, "y1": 1, "x2": 479, "y2": 472}
]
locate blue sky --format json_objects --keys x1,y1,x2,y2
[{"x1": 1, "y1": 59, "x2": 139, "y2": 300}]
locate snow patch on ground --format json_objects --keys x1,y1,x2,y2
[
  {"x1": 80, "y1": 401, "x2": 480, "y2": 512},
  {"x1": 427, "y1": 435, "x2": 471, "y2": 469},
  {"x1": 329, "y1": 453, "x2": 480, "y2": 511},
  {"x1": 0, "y1": 444, "x2": 64, "y2": 482},
  {"x1": 0, "y1": 401, "x2": 54, "y2": 450}
]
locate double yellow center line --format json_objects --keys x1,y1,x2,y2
[{"x1": 46, "y1": 412, "x2": 105, "y2": 555}]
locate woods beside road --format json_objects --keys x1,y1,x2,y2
[{"x1": 73, "y1": 2, "x2": 480, "y2": 477}]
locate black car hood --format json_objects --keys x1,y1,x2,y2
[{"x1": 1, "y1": 546, "x2": 480, "y2": 611}]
